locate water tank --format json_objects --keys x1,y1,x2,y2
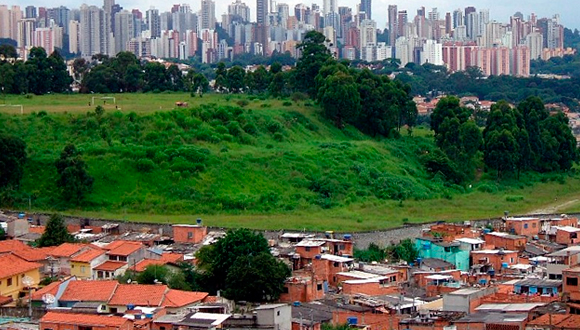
[
  {"x1": 416, "y1": 257, "x2": 422, "y2": 265},
  {"x1": 293, "y1": 301, "x2": 301, "y2": 307},
  {"x1": 502, "y1": 262, "x2": 508, "y2": 268},
  {"x1": 343, "y1": 234, "x2": 352, "y2": 240},
  {"x1": 127, "y1": 304, "x2": 135, "y2": 310},
  {"x1": 18, "y1": 213, "x2": 25, "y2": 219},
  {"x1": 347, "y1": 317, "x2": 358, "y2": 325},
  {"x1": 314, "y1": 255, "x2": 322, "y2": 260},
  {"x1": 483, "y1": 228, "x2": 491, "y2": 234}
]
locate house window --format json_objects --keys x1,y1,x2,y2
[
  {"x1": 7, "y1": 278, "x2": 12, "y2": 286},
  {"x1": 566, "y1": 277, "x2": 578, "y2": 286},
  {"x1": 532, "y1": 223, "x2": 537, "y2": 228},
  {"x1": 524, "y1": 224, "x2": 529, "y2": 229},
  {"x1": 444, "y1": 247, "x2": 451, "y2": 252},
  {"x1": 339, "y1": 244, "x2": 345, "y2": 251},
  {"x1": 188, "y1": 232, "x2": 193, "y2": 239},
  {"x1": 305, "y1": 247, "x2": 311, "y2": 252},
  {"x1": 119, "y1": 256, "x2": 127, "y2": 261},
  {"x1": 160, "y1": 327, "x2": 166, "y2": 330},
  {"x1": 81, "y1": 266, "x2": 86, "y2": 273},
  {"x1": 333, "y1": 262, "x2": 339, "y2": 267},
  {"x1": 283, "y1": 287, "x2": 289, "y2": 294},
  {"x1": 110, "y1": 308, "x2": 118, "y2": 314},
  {"x1": 71, "y1": 265, "x2": 75, "y2": 269},
  {"x1": 317, "y1": 284, "x2": 322, "y2": 291},
  {"x1": 510, "y1": 258, "x2": 514, "y2": 263},
  {"x1": 277, "y1": 311, "x2": 281, "y2": 316}
]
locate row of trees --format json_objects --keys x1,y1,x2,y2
[
  {"x1": 0, "y1": 47, "x2": 71, "y2": 95},
  {"x1": 430, "y1": 95, "x2": 578, "y2": 181},
  {"x1": 295, "y1": 31, "x2": 417, "y2": 134}
]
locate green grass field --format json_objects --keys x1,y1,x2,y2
[{"x1": 1, "y1": 93, "x2": 580, "y2": 231}]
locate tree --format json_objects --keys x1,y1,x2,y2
[
  {"x1": 387, "y1": 239, "x2": 418, "y2": 264},
  {"x1": 226, "y1": 65, "x2": 246, "y2": 93},
  {"x1": 48, "y1": 50, "x2": 72, "y2": 93},
  {"x1": 195, "y1": 228, "x2": 289, "y2": 302},
  {"x1": 214, "y1": 62, "x2": 227, "y2": 92},
  {"x1": 37, "y1": 214, "x2": 75, "y2": 247},
  {"x1": 317, "y1": 71, "x2": 361, "y2": 128},
  {"x1": 136, "y1": 264, "x2": 169, "y2": 284},
  {"x1": 484, "y1": 129, "x2": 519, "y2": 179},
  {"x1": 26, "y1": 47, "x2": 51, "y2": 95},
  {"x1": 224, "y1": 252, "x2": 290, "y2": 302},
  {"x1": 0, "y1": 134, "x2": 27, "y2": 190},
  {"x1": 0, "y1": 44, "x2": 17, "y2": 60},
  {"x1": 295, "y1": 30, "x2": 332, "y2": 96},
  {"x1": 55, "y1": 144, "x2": 94, "y2": 205}
]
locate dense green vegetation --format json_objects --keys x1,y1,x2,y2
[{"x1": 354, "y1": 239, "x2": 419, "y2": 264}]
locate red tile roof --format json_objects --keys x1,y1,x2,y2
[
  {"x1": 41, "y1": 311, "x2": 129, "y2": 327},
  {"x1": 0, "y1": 254, "x2": 42, "y2": 279},
  {"x1": 60, "y1": 280, "x2": 119, "y2": 302},
  {"x1": 0, "y1": 240, "x2": 30, "y2": 253},
  {"x1": 0, "y1": 294, "x2": 13, "y2": 306},
  {"x1": 49, "y1": 243, "x2": 88, "y2": 258},
  {"x1": 162, "y1": 290, "x2": 208, "y2": 308},
  {"x1": 107, "y1": 241, "x2": 143, "y2": 256},
  {"x1": 28, "y1": 226, "x2": 46, "y2": 234},
  {"x1": 13, "y1": 246, "x2": 54, "y2": 262},
  {"x1": 70, "y1": 248, "x2": 105, "y2": 263},
  {"x1": 94, "y1": 261, "x2": 127, "y2": 271},
  {"x1": 31, "y1": 280, "x2": 62, "y2": 300},
  {"x1": 161, "y1": 253, "x2": 184, "y2": 263},
  {"x1": 552, "y1": 314, "x2": 580, "y2": 328},
  {"x1": 527, "y1": 314, "x2": 570, "y2": 326},
  {"x1": 108, "y1": 284, "x2": 168, "y2": 306}
]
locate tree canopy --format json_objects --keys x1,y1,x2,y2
[
  {"x1": 37, "y1": 214, "x2": 75, "y2": 247},
  {"x1": 0, "y1": 134, "x2": 27, "y2": 190},
  {"x1": 55, "y1": 144, "x2": 94, "y2": 205},
  {"x1": 195, "y1": 228, "x2": 290, "y2": 302}
]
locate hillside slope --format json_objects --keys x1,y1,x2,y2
[{"x1": 2, "y1": 97, "x2": 579, "y2": 231}]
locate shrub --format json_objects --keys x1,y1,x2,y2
[
  {"x1": 243, "y1": 122, "x2": 258, "y2": 135},
  {"x1": 282, "y1": 101, "x2": 292, "y2": 106},
  {"x1": 136, "y1": 158, "x2": 155, "y2": 172},
  {"x1": 266, "y1": 120, "x2": 283, "y2": 133},
  {"x1": 505, "y1": 195, "x2": 524, "y2": 202},
  {"x1": 273, "y1": 132, "x2": 284, "y2": 142},
  {"x1": 227, "y1": 121, "x2": 243, "y2": 136},
  {"x1": 290, "y1": 92, "x2": 308, "y2": 102}
]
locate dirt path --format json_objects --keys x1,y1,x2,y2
[{"x1": 527, "y1": 199, "x2": 579, "y2": 215}]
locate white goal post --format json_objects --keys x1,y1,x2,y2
[
  {"x1": 91, "y1": 96, "x2": 116, "y2": 106},
  {"x1": 0, "y1": 104, "x2": 24, "y2": 115}
]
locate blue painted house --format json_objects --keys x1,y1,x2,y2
[
  {"x1": 415, "y1": 237, "x2": 470, "y2": 271},
  {"x1": 513, "y1": 278, "x2": 561, "y2": 295}
]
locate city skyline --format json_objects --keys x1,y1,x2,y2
[{"x1": 2, "y1": 0, "x2": 578, "y2": 30}]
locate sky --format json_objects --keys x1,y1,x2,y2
[{"x1": 11, "y1": 0, "x2": 580, "y2": 30}]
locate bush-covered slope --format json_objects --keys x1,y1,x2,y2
[{"x1": 0, "y1": 103, "x2": 456, "y2": 215}]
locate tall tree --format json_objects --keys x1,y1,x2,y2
[
  {"x1": 48, "y1": 50, "x2": 72, "y2": 93},
  {"x1": 295, "y1": 30, "x2": 332, "y2": 96},
  {"x1": 0, "y1": 134, "x2": 27, "y2": 190},
  {"x1": 317, "y1": 71, "x2": 361, "y2": 128},
  {"x1": 55, "y1": 144, "x2": 94, "y2": 205},
  {"x1": 226, "y1": 65, "x2": 246, "y2": 93},
  {"x1": 37, "y1": 214, "x2": 75, "y2": 247}
]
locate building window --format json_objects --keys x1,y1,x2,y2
[
  {"x1": 532, "y1": 223, "x2": 537, "y2": 228},
  {"x1": 71, "y1": 265, "x2": 75, "y2": 268},
  {"x1": 444, "y1": 247, "x2": 451, "y2": 252},
  {"x1": 81, "y1": 266, "x2": 86, "y2": 273},
  {"x1": 119, "y1": 256, "x2": 127, "y2": 261},
  {"x1": 566, "y1": 277, "x2": 578, "y2": 286},
  {"x1": 524, "y1": 224, "x2": 528, "y2": 229},
  {"x1": 283, "y1": 287, "x2": 289, "y2": 294},
  {"x1": 317, "y1": 284, "x2": 322, "y2": 291},
  {"x1": 277, "y1": 311, "x2": 281, "y2": 316},
  {"x1": 7, "y1": 278, "x2": 12, "y2": 286},
  {"x1": 333, "y1": 262, "x2": 339, "y2": 267},
  {"x1": 188, "y1": 232, "x2": 193, "y2": 239},
  {"x1": 305, "y1": 247, "x2": 311, "y2": 252},
  {"x1": 160, "y1": 327, "x2": 166, "y2": 330}
]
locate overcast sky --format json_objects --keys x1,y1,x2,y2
[{"x1": 11, "y1": 0, "x2": 579, "y2": 30}]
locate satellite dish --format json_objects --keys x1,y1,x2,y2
[
  {"x1": 127, "y1": 279, "x2": 132, "y2": 284},
  {"x1": 22, "y1": 275, "x2": 34, "y2": 288},
  {"x1": 42, "y1": 293, "x2": 56, "y2": 304}
]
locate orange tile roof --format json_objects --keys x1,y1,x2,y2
[
  {"x1": 161, "y1": 253, "x2": 184, "y2": 263},
  {"x1": 133, "y1": 259, "x2": 165, "y2": 272},
  {"x1": 28, "y1": 226, "x2": 45, "y2": 234},
  {"x1": 31, "y1": 280, "x2": 62, "y2": 300},
  {"x1": 41, "y1": 311, "x2": 129, "y2": 327},
  {"x1": 94, "y1": 261, "x2": 127, "y2": 271},
  {"x1": 553, "y1": 314, "x2": 580, "y2": 328},
  {"x1": 108, "y1": 284, "x2": 168, "y2": 306},
  {"x1": 162, "y1": 290, "x2": 208, "y2": 308},
  {"x1": 70, "y1": 248, "x2": 105, "y2": 263},
  {"x1": 0, "y1": 240, "x2": 30, "y2": 253},
  {"x1": 49, "y1": 243, "x2": 88, "y2": 258},
  {"x1": 107, "y1": 241, "x2": 143, "y2": 256},
  {"x1": 13, "y1": 246, "x2": 54, "y2": 262},
  {"x1": 527, "y1": 314, "x2": 570, "y2": 326},
  {"x1": 0, "y1": 254, "x2": 42, "y2": 280},
  {"x1": 60, "y1": 280, "x2": 119, "y2": 301},
  {"x1": 0, "y1": 294, "x2": 13, "y2": 306}
]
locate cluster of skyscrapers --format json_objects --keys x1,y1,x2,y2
[{"x1": 0, "y1": 1, "x2": 573, "y2": 76}]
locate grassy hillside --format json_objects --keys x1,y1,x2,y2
[{"x1": 1, "y1": 93, "x2": 580, "y2": 231}]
